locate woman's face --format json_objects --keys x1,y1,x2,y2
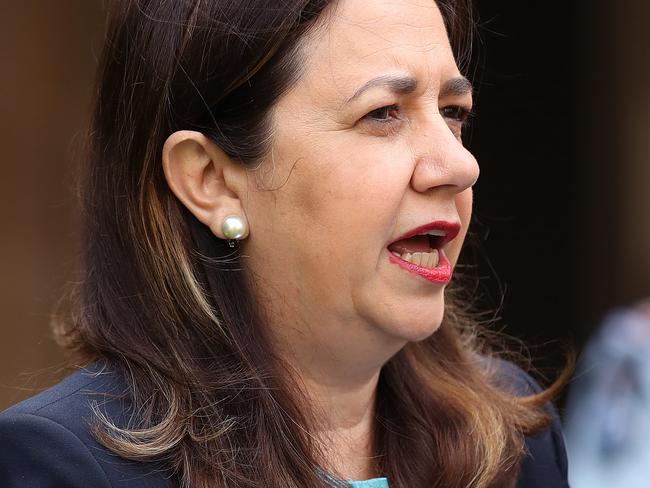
[{"x1": 241, "y1": 0, "x2": 479, "y2": 363}]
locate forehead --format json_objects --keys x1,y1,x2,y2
[{"x1": 299, "y1": 0, "x2": 459, "y2": 100}]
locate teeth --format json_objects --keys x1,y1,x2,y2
[
  {"x1": 422, "y1": 230, "x2": 447, "y2": 237},
  {"x1": 393, "y1": 250, "x2": 440, "y2": 269}
]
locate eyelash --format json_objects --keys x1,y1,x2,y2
[{"x1": 361, "y1": 104, "x2": 475, "y2": 132}]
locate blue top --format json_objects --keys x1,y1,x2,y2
[
  {"x1": 349, "y1": 478, "x2": 389, "y2": 487},
  {"x1": 0, "y1": 359, "x2": 569, "y2": 487}
]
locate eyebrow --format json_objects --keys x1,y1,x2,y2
[
  {"x1": 439, "y1": 76, "x2": 474, "y2": 98},
  {"x1": 347, "y1": 75, "x2": 417, "y2": 103},
  {"x1": 346, "y1": 75, "x2": 473, "y2": 103}
]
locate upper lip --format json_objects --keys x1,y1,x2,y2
[{"x1": 389, "y1": 220, "x2": 461, "y2": 248}]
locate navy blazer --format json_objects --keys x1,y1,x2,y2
[{"x1": 0, "y1": 360, "x2": 569, "y2": 487}]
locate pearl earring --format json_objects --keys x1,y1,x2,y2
[{"x1": 221, "y1": 215, "x2": 247, "y2": 247}]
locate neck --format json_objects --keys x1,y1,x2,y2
[
  {"x1": 303, "y1": 364, "x2": 381, "y2": 480},
  {"x1": 275, "y1": 333, "x2": 401, "y2": 480},
  {"x1": 265, "y1": 310, "x2": 406, "y2": 479}
]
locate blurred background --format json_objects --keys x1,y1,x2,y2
[
  {"x1": 0, "y1": 2, "x2": 105, "y2": 405},
  {"x1": 0, "y1": 3, "x2": 648, "y2": 477}
]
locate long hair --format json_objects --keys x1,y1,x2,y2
[{"x1": 55, "y1": 1, "x2": 571, "y2": 487}]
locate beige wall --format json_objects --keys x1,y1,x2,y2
[{"x1": 0, "y1": 2, "x2": 104, "y2": 409}]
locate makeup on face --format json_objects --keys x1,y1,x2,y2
[
  {"x1": 387, "y1": 221, "x2": 461, "y2": 284},
  {"x1": 243, "y1": 0, "x2": 479, "y2": 349}
]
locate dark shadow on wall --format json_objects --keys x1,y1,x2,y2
[{"x1": 466, "y1": 0, "x2": 650, "y2": 405}]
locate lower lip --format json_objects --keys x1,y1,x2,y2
[{"x1": 387, "y1": 249, "x2": 453, "y2": 284}]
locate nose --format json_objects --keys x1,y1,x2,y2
[{"x1": 410, "y1": 118, "x2": 480, "y2": 195}]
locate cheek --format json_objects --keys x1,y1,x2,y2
[
  {"x1": 457, "y1": 187, "x2": 473, "y2": 220},
  {"x1": 454, "y1": 188, "x2": 474, "y2": 247},
  {"x1": 291, "y1": 147, "x2": 410, "y2": 250}
]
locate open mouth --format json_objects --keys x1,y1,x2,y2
[
  {"x1": 387, "y1": 232, "x2": 446, "y2": 269},
  {"x1": 386, "y1": 221, "x2": 460, "y2": 283}
]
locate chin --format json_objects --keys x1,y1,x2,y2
[{"x1": 372, "y1": 294, "x2": 446, "y2": 343}]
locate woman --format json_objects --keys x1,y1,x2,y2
[{"x1": 0, "y1": 0, "x2": 571, "y2": 487}]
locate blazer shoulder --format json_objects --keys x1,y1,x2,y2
[
  {"x1": 0, "y1": 361, "x2": 175, "y2": 487},
  {"x1": 480, "y1": 356, "x2": 569, "y2": 488},
  {"x1": 3, "y1": 361, "x2": 125, "y2": 419},
  {"x1": 0, "y1": 409, "x2": 112, "y2": 487},
  {"x1": 480, "y1": 356, "x2": 545, "y2": 397}
]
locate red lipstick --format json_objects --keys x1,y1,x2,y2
[
  {"x1": 388, "y1": 249, "x2": 453, "y2": 283},
  {"x1": 387, "y1": 220, "x2": 461, "y2": 284},
  {"x1": 391, "y1": 220, "x2": 460, "y2": 247}
]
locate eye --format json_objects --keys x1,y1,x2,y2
[
  {"x1": 441, "y1": 105, "x2": 475, "y2": 139},
  {"x1": 361, "y1": 104, "x2": 401, "y2": 123},
  {"x1": 440, "y1": 105, "x2": 474, "y2": 125}
]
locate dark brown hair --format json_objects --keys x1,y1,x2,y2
[{"x1": 56, "y1": 1, "x2": 571, "y2": 487}]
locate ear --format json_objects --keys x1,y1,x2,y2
[{"x1": 162, "y1": 130, "x2": 249, "y2": 239}]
